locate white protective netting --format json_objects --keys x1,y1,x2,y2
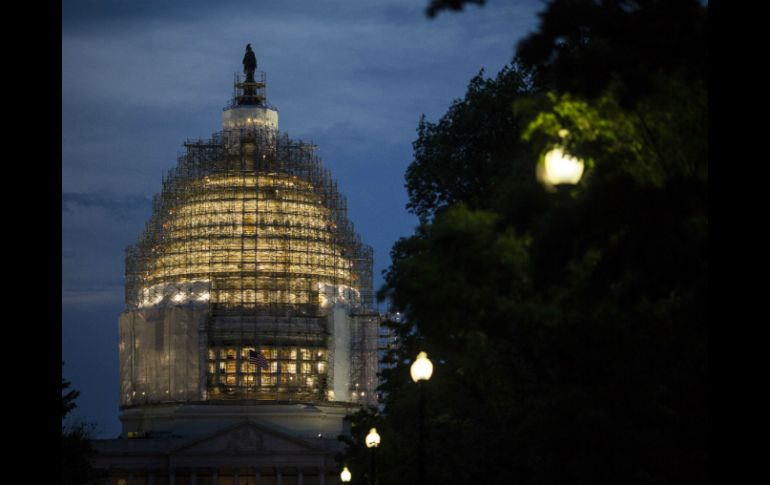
[
  {"x1": 119, "y1": 305, "x2": 208, "y2": 406},
  {"x1": 349, "y1": 313, "x2": 380, "y2": 406}
]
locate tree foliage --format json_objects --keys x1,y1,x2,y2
[
  {"x1": 62, "y1": 363, "x2": 102, "y2": 485},
  {"x1": 62, "y1": 364, "x2": 81, "y2": 422},
  {"x1": 406, "y1": 63, "x2": 539, "y2": 223},
  {"x1": 343, "y1": 1, "x2": 707, "y2": 484},
  {"x1": 516, "y1": 0, "x2": 708, "y2": 107}
]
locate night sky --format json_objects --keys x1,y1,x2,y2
[{"x1": 62, "y1": 0, "x2": 540, "y2": 438}]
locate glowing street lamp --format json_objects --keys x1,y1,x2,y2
[
  {"x1": 366, "y1": 428, "x2": 381, "y2": 448},
  {"x1": 411, "y1": 351, "x2": 433, "y2": 485},
  {"x1": 537, "y1": 130, "x2": 585, "y2": 189},
  {"x1": 540, "y1": 146, "x2": 585, "y2": 186},
  {"x1": 366, "y1": 427, "x2": 381, "y2": 485},
  {"x1": 340, "y1": 466, "x2": 352, "y2": 483},
  {"x1": 537, "y1": 145, "x2": 586, "y2": 191},
  {"x1": 410, "y1": 352, "x2": 434, "y2": 383}
]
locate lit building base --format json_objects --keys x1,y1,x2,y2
[{"x1": 93, "y1": 403, "x2": 353, "y2": 485}]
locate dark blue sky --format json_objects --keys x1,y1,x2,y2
[{"x1": 62, "y1": 0, "x2": 541, "y2": 437}]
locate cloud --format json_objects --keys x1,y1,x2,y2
[
  {"x1": 62, "y1": 198, "x2": 148, "y2": 297},
  {"x1": 62, "y1": 191, "x2": 152, "y2": 220},
  {"x1": 62, "y1": 286, "x2": 125, "y2": 306}
]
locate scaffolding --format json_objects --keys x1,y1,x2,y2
[
  {"x1": 120, "y1": 73, "x2": 377, "y2": 408},
  {"x1": 227, "y1": 71, "x2": 268, "y2": 109}
]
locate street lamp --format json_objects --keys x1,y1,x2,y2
[
  {"x1": 411, "y1": 351, "x2": 433, "y2": 485},
  {"x1": 410, "y1": 352, "x2": 433, "y2": 383},
  {"x1": 366, "y1": 428, "x2": 381, "y2": 485},
  {"x1": 537, "y1": 129, "x2": 585, "y2": 190},
  {"x1": 340, "y1": 466, "x2": 352, "y2": 483},
  {"x1": 540, "y1": 146, "x2": 584, "y2": 186},
  {"x1": 365, "y1": 428, "x2": 381, "y2": 448}
]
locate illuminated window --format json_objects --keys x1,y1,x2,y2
[
  {"x1": 204, "y1": 344, "x2": 329, "y2": 394},
  {"x1": 244, "y1": 214, "x2": 256, "y2": 235}
]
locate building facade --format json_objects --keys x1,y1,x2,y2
[{"x1": 92, "y1": 48, "x2": 379, "y2": 485}]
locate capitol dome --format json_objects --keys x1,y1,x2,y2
[{"x1": 119, "y1": 59, "x2": 377, "y2": 408}]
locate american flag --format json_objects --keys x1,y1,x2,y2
[{"x1": 248, "y1": 349, "x2": 269, "y2": 369}]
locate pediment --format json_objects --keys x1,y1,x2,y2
[{"x1": 172, "y1": 420, "x2": 322, "y2": 455}]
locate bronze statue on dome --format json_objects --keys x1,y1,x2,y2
[{"x1": 243, "y1": 44, "x2": 257, "y2": 83}]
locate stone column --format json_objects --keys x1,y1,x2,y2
[
  {"x1": 169, "y1": 469, "x2": 176, "y2": 485},
  {"x1": 128, "y1": 473, "x2": 135, "y2": 485},
  {"x1": 255, "y1": 469, "x2": 260, "y2": 485},
  {"x1": 297, "y1": 471, "x2": 303, "y2": 485},
  {"x1": 234, "y1": 470, "x2": 239, "y2": 485},
  {"x1": 276, "y1": 470, "x2": 282, "y2": 485},
  {"x1": 212, "y1": 470, "x2": 219, "y2": 485},
  {"x1": 148, "y1": 470, "x2": 155, "y2": 485},
  {"x1": 318, "y1": 469, "x2": 325, "y2": 485},
  {"x1": 191, "y1": 471, "x2": 197, "y2": 485}
]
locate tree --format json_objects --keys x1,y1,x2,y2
[
  {"x1": 516, "y1": 0, "x2": 707, "y2": 107},
  {"x1": 343, "y1": 1, "x2": 707, "y2": 483},
  {"x1": 62, "y1": 363, "x2": 80, "y2": 421},
  {"x1": 62, "y1": 363, "x2": 101, "y2": 485},
  {"x1": 406, "y1": 63, "x2": 540, "y2": 224}
]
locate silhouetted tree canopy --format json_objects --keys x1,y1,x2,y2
[
  {"x1": 62, "y1": 363, "x2": 80, "y2": 421},
  {"x1": 516, "y1": 0, "x2": 708, "y2": 107},
  {"x1": 62, "y1": 363, "x2": 102, "y2": 485},
  {"x1": 406, "y1": 63, "x2": 540, "y2": 223},
  {"x1": 342, "y1": 1, "x2": 707, "y2": 484}
]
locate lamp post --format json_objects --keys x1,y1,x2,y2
[
  {"x1": 411, "y1": 352, "x2": 433, "y2": 485},
  {"x1": 340, "y1": 466, "x2": 352, "y2": 483},
  {"x1": 536, "y1": 130, "x2": 585, "y2": 191},
  {"x1": 540, "y1": 147, "x2": 584, "y2": 186},
  {"x1": 366, "y1": 427, "x2": 381, "y2": 485}
]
